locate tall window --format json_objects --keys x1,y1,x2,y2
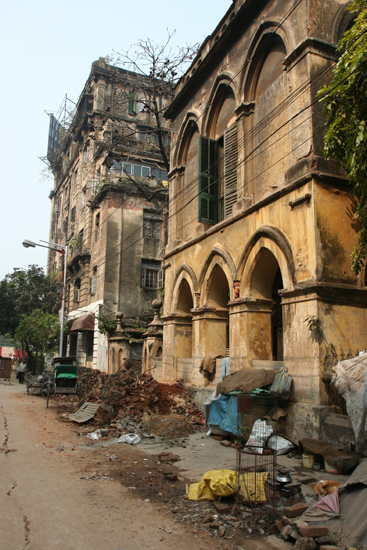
[
  {"x1": 141, "y1": 259, "x2": 163, "y2": 289},
  {"x1": 198, "y1": 124, "x2": 238, "y2": 225},
  {"x1": 89, "y1": 266, "x2": 97, "y2": 295},
  {"x1": 128, "y1": 91, "x2": 137, "y2": 115},
  {"x1": 143, "y1": 211, "x2": 162, "y2": 239},
  {"x1": 81, "y1": 186, "x2": 87, "y2": 208},
  {"x1": 95, "y1": 212, "x2": 100, "y2": 242},
  {"x1": 74, "y1": 278, "x2": 81, "y2": 303}
]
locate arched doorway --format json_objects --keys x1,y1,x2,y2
[
  {"x1": 248, "y1": 248, "x2": 284, "y2": 361},
  {"x1": 175, "y1": 278, "x2": 194, "y2": 359},
  {"x1": 205, "y1": 263, "x2": 230, "y2": 357}
]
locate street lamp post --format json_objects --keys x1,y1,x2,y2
[{"x1": 22, "y1": 239, "x2": 68, "y2": 357}]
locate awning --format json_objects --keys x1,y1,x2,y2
[{"x1": 69, "y1": 313, "x2": 95, "y2": 332}]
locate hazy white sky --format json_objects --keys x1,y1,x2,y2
[{"x1": 0, "y1": 0, "x2": 230, "y2": 280}]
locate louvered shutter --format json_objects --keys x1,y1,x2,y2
[
  {"x1": 198, "y1": 137, "x2": 218, "y2": 224},
  {"x1": 224, "y1": 124, "x2": 238, "y2": 218},
  {"x1": 128, "y1": 92, "x2": 137, "y2": 115}
]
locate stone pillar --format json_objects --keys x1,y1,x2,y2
[
  {"x1": 229, "y1": 298, "x2": 273, "y2": 372},
  {"x1": 108, "y1": 312, "x2": 130, "y2": 374},
  {"x1": 191, "y1": 307, "x2": 228, "y2": 386},
  {"x1": 142, "y1": 299, "x2": 164, "y2": 381}
]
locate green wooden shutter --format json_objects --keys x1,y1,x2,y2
[
  {"x1": 128, "y1": 92, "x2": 136, "y2": 115},
  {"x1": 224, "y1": 124, "x2": 238, "y2": 219},
  {"x1": 198, "y1": 136, "x2": 218, "y2": 224}
]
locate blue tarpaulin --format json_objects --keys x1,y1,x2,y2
[{"x1": 206, "y1": 394, "x2": 239, "y2": 436}]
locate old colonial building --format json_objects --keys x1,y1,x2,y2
[
  {"x1": 47, "y1": 59, "x2": 169, "y2": 372},
  {"x1": 157, "y1": 0, "x2": 363, "y2": 440}
]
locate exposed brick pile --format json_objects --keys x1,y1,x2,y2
[
  {"x1": 77, "y1": 367, "x2": 204, "y2": 431},
  {"x1": 269, "y1": 502, "x2": 338, "y2": 549}
]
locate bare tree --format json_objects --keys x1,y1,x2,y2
[{"x1": 111, "y1": 30, "x2": 200, "y2": 174}]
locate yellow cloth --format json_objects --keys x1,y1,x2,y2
[
  {"x1": 186, "y1": 469, "x2": 268, "y2": 502},
  {"x1": 237, "y1": 471, "x2": 269, "y2": 503}
]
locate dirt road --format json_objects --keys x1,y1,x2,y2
[{"x1": 0, "y1": 378, "x2": 290, "y2": 550}]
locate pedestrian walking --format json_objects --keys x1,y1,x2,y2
[{"x1": 17, "y1": 360, "x2": 27, "y2": 384}]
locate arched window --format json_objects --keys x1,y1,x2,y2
[
  {"x1": 199, "y1": 87, "x2": 238, "y2": 224},
  {"x1": 255, "y1": 41, "x2": 287, "y2": 98}
]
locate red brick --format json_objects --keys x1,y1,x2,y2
[
  {"x1": 299, "y1": 525, "x2": 329, "y2": 538},
  {"x1": 284, "y1": 503, "x2": 309, "y2": 518},
  {"x1": 269, "y1": 519, "x2": 284, "y2": 533},
  {"x1": 213, "y1": 501, "x2": 231, "y2": 514}
]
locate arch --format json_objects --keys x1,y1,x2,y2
[
  {"x1": 199, "y1": 245, "x2": 236, "y2": 298},
  {"x1": 172, "y1": 262, "x2": 198, "y2": 293},
  {"x1": 170, "y1": 263, "x2": 198, "y2": 313},
  {"x1": 237, "y1": 226, "x2": 296, "y2": 293},
  {"x1": 200, "y1": 257, "x2": 232, "y2": 358},
  {"x1": 174, "y1": 112, "x2": 200, "y2": 167},
  {"x1": 206, "y1": 263, "x2": 231, "y2": 308},
  {"x1": 202, "y1": 75, "x2": 238, "y2": 138},
  {"x1": 176, "y1": 278, "x2": 194, "y2": 314},
  {"x1": 331, "y1": 2, "x2": 355, "y2": 45},
  {"x1": 242, "y1": 21, "x2": 291, "y2": 101}
]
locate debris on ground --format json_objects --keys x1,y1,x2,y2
[
  {"x1": 69, "y1": 402, "x2": 100, "y2": 423},
  {"x1": 76, "y1": 367, "x2": 204, "y2": 439}
]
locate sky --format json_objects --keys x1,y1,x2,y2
[{"x1": 0, "y1": 0, "x2": 231, "y2": 281}]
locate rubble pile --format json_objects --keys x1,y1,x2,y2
[
  {"x1": 77, "y1": 367, "x2": 204, "y2": 434},
  {"x1": 269, "y1": 503, "x2": 339, "y2": 550}
]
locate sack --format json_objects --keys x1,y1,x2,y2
[
  {"x1": 270, "y1": 369, "x2": 293, "y2": 398},
  {"x1": 16, "y1": 372, "x2": 20, "y2": 379}
]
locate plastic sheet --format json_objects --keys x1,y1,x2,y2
[
  {"x1": 117, "y1": 433, "x2": 141, "y2": 445},
  {"x1": 245, "y1": 419, "x2": 273, "y2": 454},
  {"x1": 86, "y1": 429, "x2": 102, "y2": 440},
  {"x1": 205, "y1": 394, "x2": 239, "y2": 436},
  {"x1": 331, "y1": 354, "x2": 367, "y2": 454},
  {"x1": 267, "y1": 434, "x2": 294, "y2": 455}
]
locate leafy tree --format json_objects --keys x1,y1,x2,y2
[
  {"x1": 0, "y1": 265, "x2": 61, "y2": 338},
  {"x1": 14, "y1": 309, "x2": 62, "y2": 372},
  {"x1": 319, "y1": 0, "x2": 367, "y2": 273}
]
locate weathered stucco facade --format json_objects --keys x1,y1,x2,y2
[
  {"x1": 159, "y1": 0, "x2": 365, "y2": 440},
  {"x1": 47, "y1": 59, "x2": 168, "y2": 372}
]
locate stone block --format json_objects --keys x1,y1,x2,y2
[
  {"x1": 213, "y1": 501, "x2": 231, "y2": 514},
  {"x1": 281, "y1": 525, "x2": 294, "y2": 540},
  {"x1": 293, "y1": 537, "x2": 317, "y2": 550},
  {"x1": 284, "y1": 503, "x2": 309, "y2": 518},
  {"x1": 299, "y1": 524, "x2": 329, "y2": 538},
  {"x1": 291, "y1": 493, "x2": 306, "y2": 505}
]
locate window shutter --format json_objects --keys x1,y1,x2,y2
[
  {"x1": 224, "y1": 124, "x2": 238, "y2": 218},
  {"x1": 198, "y1": 136, "x2": 218, "y2": 224},
  {"x1": 128, "y1": 92, "x2": 137, "y2": 115},
  {"x1": 141, "y1": 267, "x2": 146, "y2": 288},
  {"x1": 89, "y1": 269, "x2": 97, "y2": 295}
]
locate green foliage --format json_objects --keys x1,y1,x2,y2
[
  {"x1": 0, "y1": 265, "x2": 61, "y2": 337},
  {"x1": 14, "y1": 309, "x2": 62, "y2": 371},
  {"x1": 98, "y1": 311, "x2": 117, "y2": 336},
  {"x1": 304, "y1": 315, "x2": 319, "y2": 332},
  {"x1": 319, "y1": 0, "x2": 367, "y2": 273}
]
